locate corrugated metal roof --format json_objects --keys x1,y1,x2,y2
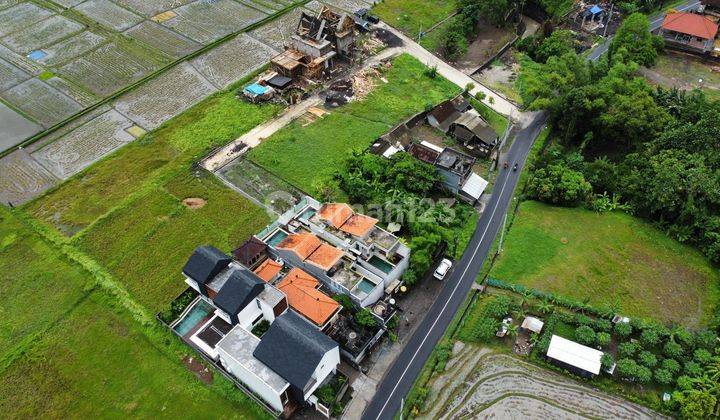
[{"x1": 547, "y1": 335, "x2": 603, "y2": 375}]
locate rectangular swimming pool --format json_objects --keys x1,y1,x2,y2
[
  {"x1": 368, "y1": 255, "x2": 394, "y2": 274},
  {"x1": 174, "y1": 299, "x2": 214, "y2": 336},
  {"x1": 266, "y1": 229, "x2": 289, "y2": 247},
  {"x1": 356, "y1": 278, "x2": 378, "y2": 295}
]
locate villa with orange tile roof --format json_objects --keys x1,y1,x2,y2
[
  {"x1": 255, "y1": 196, "x2": 411, "y2": 307},
  {"x1": 277, "y1": 268, "x2": 340, "y2": 329},
  {"x1": 253, "y1": 258, "x2": 283, "y2": 282},
  {"x1": 656, "y1": 11, "x2": 719, "y2": 54}
]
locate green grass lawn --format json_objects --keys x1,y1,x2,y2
[
  {"x1": 646, "y1": 53, "x2": 720, "y2": 102},
  {"x1": 23, "y1": 80, "x2": 278, "y2": 312},
  {"x1": 26, "y1": 94, "x2": 279, "y2": 234},
  {"x1": 74, "y1": 172, "x2": 270, "y2": 312},
  {"x1": 0, "y1": 207, "x2": 90, "y2": 360},
  {"x1": 372, "y1": 0, "x2": 456, "y2": 39},
  {"x1": 249, "y1": 54, "x2": 461, "y2": 193},
  {"x1": 490, "y1": 200, "x2": 720, "y2": 327},
  {"x1": 0, "y1": 292, "x2": 268, "y2": 419}
]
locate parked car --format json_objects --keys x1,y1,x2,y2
[
  {"x1": 354, "y1": 8, "x2": 379, "y2": 23},
  {"x1": 433, "y1": 258, "x2": 453, "y2": 280}
]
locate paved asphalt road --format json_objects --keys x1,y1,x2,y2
[
  {"x1": 587, "y1": 0, "x2": 700, "y2": 61},
  {"x1": 361, "y1": 112, "x2": 548, "y2": 420}
]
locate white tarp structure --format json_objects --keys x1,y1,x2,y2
[
  {"x1": 461, "y1": 172, "x2": 489, "y2": 200},
  {"x1": 521, "y1": 316, "x2": 544, "y2": 333},
  {"x1": 546, "y1": 335, "x2": 603, "y2": 375}
]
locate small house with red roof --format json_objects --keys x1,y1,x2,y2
[{"x1": 657, "y1": 11, "x2": 719, "y2": 54}]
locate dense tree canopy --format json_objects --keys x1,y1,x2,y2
[{"x1": 609, "y1": 13, "x2": 664, "y2": 67}]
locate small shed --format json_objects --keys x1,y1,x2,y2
[
  {"x1": 267, "y1": 75, "x2": 293, "y2": 90},
  {"x1": 546, "y1": 335, "x2": 603, "y2": 377},
  {"x1": 243, "y1": 83, "x2": 274, "y2": 103},
  {"x1": 520, "y1": 316, "x2": 544, "y2": 334}
]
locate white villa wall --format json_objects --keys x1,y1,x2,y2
[
  {"x1": 303, "y1": 347, "x2": 340, "y2": 399},
  {"x1": 217, "y1": 346, "x2": 288, "y2": 412},
  {"x1": 236, "y1": 298, "x2": 264, "y2": 329}
]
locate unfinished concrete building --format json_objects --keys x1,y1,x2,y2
[{"x1": 271, "y1": 6, "x2": 356, "y2": 80}]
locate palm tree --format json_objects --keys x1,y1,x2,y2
[
  {"x1": 507, "y1": 324, "x2": 519, "y2": 338},
  {"x1": 537, "y1": 300, "x2": 553, "y2": 314},
  {"x1": 519, "y1": 291, "x2": 533, "y2": 309}
]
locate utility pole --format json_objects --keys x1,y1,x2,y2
[{"x1": 498, "y1": 212, "x2": 508, "y2": 253}]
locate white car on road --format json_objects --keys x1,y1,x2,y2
[{"x1": 433, "y1": 258, "x2": 453, "y2": 280}]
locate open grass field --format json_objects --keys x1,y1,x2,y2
[
  {"x1": 74, "y1": 172, "x2": 270, "y2": 312},
  {"x1": 26, "y1": 84, "x2": 277, "y2": 309},
  {"x1": 0, "y1": 206, "x2": 89, "y2": 360},
  {"x1": 372, "y1": 0, "x2": 456, "y2": 39},
  {"x1": 643, "y1": 52, "x2": 720, "y2": 101},
  {"x1": 490, "y1": 200, "x2": 720, "y2": 326},
  {"x1": 26, "y1": 91, "x2": 279, "y2": 234},
  {"x1": 0, "y1": 292, "x2": 268, "y2": 419},
  {"x1": 248, "y1": 54, "x2": 461, "y2": 193}
]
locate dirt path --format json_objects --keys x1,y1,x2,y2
[
  {"x1": 421, "y1": 344, "x2": 667, "y2": 420},
  {"x1": 378, "y1": 22, "x2": 521, "y2": 120}
]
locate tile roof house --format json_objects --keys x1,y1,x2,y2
[
  {"x1": 259, "y1": 197, "x2": 411, "y2": 307},
  {"x1": 180, "y1": 246, "x2": 341, "y2": 416},
  {"x1": 317, "y1": 203, "x2": 378, "y2": 238},
  {"x1": 657, "y1": 12, "x2": 719, "y2": 53},
  {"x1": 253, "y1": 258, "x2": 283, "y2": 283},
  {"x1": 427, "y1": 97, "x2": 469, "y2": 132},
  {"x1": 232, "y1": 236, "x2": 267, "y2": 269},
  {"x1": 182, "y1": 245, "x2": 231, "y2": 296},
  {"x1": 277, "y1": 268, "x2": 341, "y2": 328},
  {"x1": 254, "y1": 311, "x2": 340, "y2": 402}
]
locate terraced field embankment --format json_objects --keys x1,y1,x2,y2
[{"x1": 421, "y1": 344, "x2": 666, "y2": 420}]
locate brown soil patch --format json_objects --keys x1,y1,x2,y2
[
  {"x1": 182, "y1": 355, "x2": 213, "y2": 385},
  {"x1": 560, "y1": 237, "x2": 568, "y2": 244},
  {"x1": 182, "y1": 197, "x2": 206, "y2": 209}
]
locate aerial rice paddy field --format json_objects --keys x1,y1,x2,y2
[
  {"x1": 190, "y1": 34, "x2": 278, "y2": 89},
  {"x1": 0, "y1": 0, "x2": 302, "y2": 156},
  {"x1": 113, "y1": 62, "x2": 218, "y2": 130},
  {"x1": 248, "y1": 54, "x2": 462, "y2": 194},
  {"x1": 489, "y1": 200, "x2": 720, "y2": 327}
]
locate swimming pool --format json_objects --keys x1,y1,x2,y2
[
  {"x1": 356, "y1": 278, "x2": 378, "y2": 295},
  {"x1": 266, "y1": 229, "x2": 289, "y2": 247},
  {"x1": 367, "y1": 255, "x2": 394, "y2": 274},
  {"x1": 174, "y1": 299, "x2": 214, "y2": 336},
  {"x1": 299, "y1": 208, "x2": 316, "y2": 221}
]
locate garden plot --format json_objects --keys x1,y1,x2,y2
[
  {"x1": 45, "y1": 76, "x2": 98, "y2": 107},
  {"x1": 0, "y1": 2, "x2": 52, "y2": 37},
  {"x1": 422, "y1": 347, "x2": 663, "y2": 419},
  {"x1": 0, "y1": 57, "x2": 29, "y2": 91},
  {"x1": 160, "y1": 0, "x2": 267, "y2": 44},
  {"x1": 74, "y1": 0, "x2": 143, "y2": 31},
  {"x1": 0, "y1": 0, "x2": 21, "y2": 10},
  {"x1": 216, "y1": 157, "x2": 306, "y2": 214},
  {"x1": 1, "y1": 14, "x2": 84, "y2": 54},
  {"x1": 0, "y1": 101, "x2": 41, "y2": 151},
  {"x1": 0, "y1": 44, "x2": 41, "y2": 74},
  {"x1": 113, "y1": 62, "x2": 217, "y2": 130},
  {"x1": 248, "y1": 7, "x2": 304, "y2": 51},
  {"x1": 190, "y1": 33, "x2": 277, "y2": 88},
  {"x1": 124, "y1": 20, "x2": 201, "y2": 59},
  {"x1": 38, "y1": 31, "x2": 107, "y2": 67},
  {"x1": 0, "y1": 149, "x2": 57, "y2": 205},
  {"x1": 58, "y1": 41, "x2": 169, "y2": 96},
  {"x1": 32, "y1": 109, "x2": 135, "y2": 179},
  {"x1": 114, "y1": 0, "x2": 194, "y2": 17},
  {"x1": 1, "y1": 78, "x2": 83, "y2": 128}
]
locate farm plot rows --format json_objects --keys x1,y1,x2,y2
[
  {"x1": 74, "y1": 0, "x2": 144, "y2": 31},
  {"x1": 1, "y1": 78, "x2": 83, "y2": 128},
  {"x1": 0, "y1": 149, "x2": 56, "y2": 206},
  {"x1": 0, "y1": 2, "x2": 51, "y2": 37},
  {"x1": 114, "y1": 0, "x2": 195, "y2": 17},
  {"x1": 58, "y1": 41, "x2": 170, "y2": 97},
  {"x1": 2, "y1": 14, "x2": 84, "y2": 54},
  {"x1": 190, "y1": 33, "x2": 278, "y2": 88},
  {"x1": 124, "y1": 21, "x2": 202, "y2": 59},
  {"x1": 321, "y1": 0, "x2": 376, "y2": 13},
  {"x1": 0, "y1": 57, "x2": 29, "y2": 91},
  {"x1": 422, "y1": 346, "x2": 664, "y2": 420},
  {"x1": 31, "y1": 109, "x2": 137, "y2": 179},
  {"x1": 37, "y1": 31, "x2": 107, "y2": 67},
  {"x1": 248, "y1": 7, "x2": 305, "y2": 50},
  {"x1": 160, "y1": 0, "x2": 267, "y2": 44},
  {"x1": 114, "y1": 62, "x2": 218, "y2": 130}
]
